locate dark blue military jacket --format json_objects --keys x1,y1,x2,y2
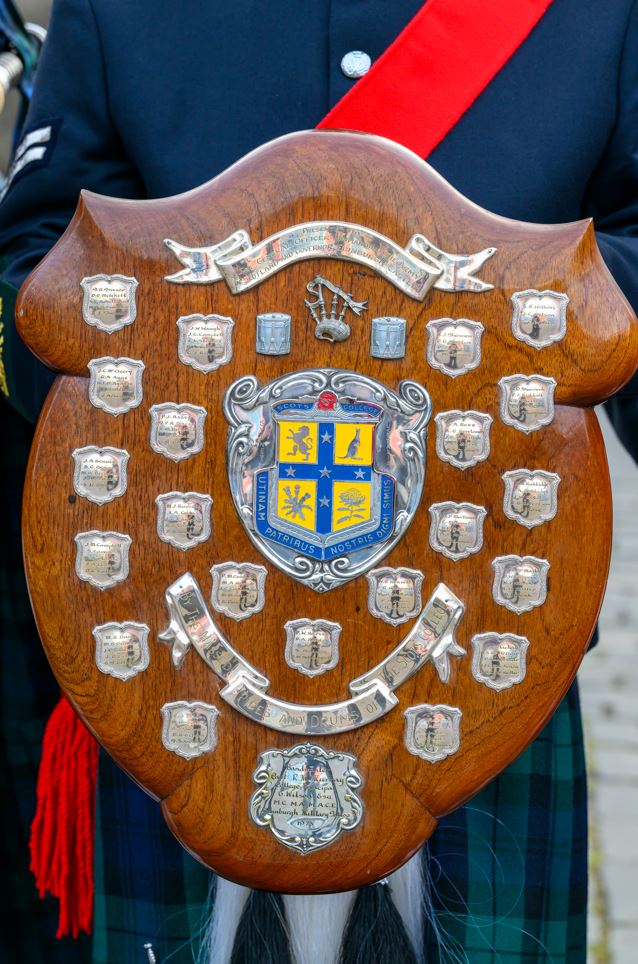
[{"x1": 1, "y1": 0, "x2": 638, "y2": 444}]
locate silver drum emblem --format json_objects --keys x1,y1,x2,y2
[
  {"x1": 87, "y1": 356, "x2": 145, "y2": 416},
  {"x1": 284, "y1": 618, "x2": 341, "y2": 677},
  {"x1": 71, "y1": 445, "x2": 129, "y2": 504},
  {"x1": 155, "y1": 491, "x2": 212, "y2": 550},
  {"x1": 492, "y1": 554, "x2": 550, "y2": 613},
  {"x1": 149, "y1": 402, "x2": 207, "y2": 461},
  {"x1": 503, "y1": 469, "x2": 560, "y2": 528},
  {"x1": 160, "y1": 700, "x2": 219, "y2": 759},
  {"x1": 176, "y1": 313, "x2": 234, "y2": 372},
  {"x1": 435, "y1": 410, "x2": 492, "y2": 470},
  {"x1": 210, "y1": 561, "x2": 267, "y2": 621},
  {"x1": 511, "y1": 289, "x2": 569, "y2": 349},
  {"x1": 366, "y1": 567, "x2": 423, "y2": 624},
  {"x1": 74, "y1": 530, "x2": 132, "y2": 590},
  {"x1": 498, "y1": 374, "x2": 556, "y2": 433},
  {"x1": 428, "y1": 501, "x2": 487, "y2": 560},
  {"x1": 404, "y1": 704, "x2": 462, "y2": 763},
  {"x1": 370, "y1": 317, "x2": 407, "y2": 359},
  {"x1": 92, "y1": 621, "x2": 150, "y2": 680},
  {"x1": 224, "y1": 370, "x2": 431, "y2": 592},
  {"x1": 81, "y1": 274, "x2": 138, "y2": 333},
  {"x1": 256, "y1": 313, "x2": 291, "y2": 355},
  {"x1": 471, "y1": 632, "x2": 530, "y2": 690},
  {"x1": 425, "y1": 318, "x2": 484, "y2": 377},
  {"x1": 249, "y1": 742, "x2": 364, "y2": 853}
]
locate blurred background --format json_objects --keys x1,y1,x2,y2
[{"x1": 1, "y1": 2, "x2": 636, "y2": 961}]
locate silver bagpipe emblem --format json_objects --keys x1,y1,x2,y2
[
  {"x1": 304, "y1": 276, "x2": 368, "y2": 342},
  {"x1": 223, "y1": 369, "x2": 431, "y2": 592}
]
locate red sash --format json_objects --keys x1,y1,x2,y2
[{"x1": 319, "y1": 0, "x2": 554, "y2": 157}]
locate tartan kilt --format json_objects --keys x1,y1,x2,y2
[{"x1": 92, "y1": 683, "x2": 587, "y2": 964}]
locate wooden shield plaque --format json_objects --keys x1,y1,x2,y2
[{"x1": 17, "y1": 131, "x2": 638, "y2": 892}]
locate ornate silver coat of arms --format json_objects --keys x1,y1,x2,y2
[{"x1": 224, "y1": 369, "x2": 431, "y2": 591}]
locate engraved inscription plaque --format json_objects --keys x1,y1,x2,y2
[
  {"x1": 435, "y1": 410, "x2": 492, "y2": 470},
  {"x1": 498, "y1": 374, "x2": 556, "y2": 433},
  {"x1": 81, "y1": 274, "x2": 138, "y2": 333},
  {"x1": 425, "y1": 318, "x2": 484, "y2": 377},
  {"x1": 177, "y1": 313, "x2": 234, "y2": 373},
  {"x1": 93, "y1": 621, "x2": 150, "y2": 680},
  {"x1": 511, "y1": 289, "x2": 569, "y2": 349},
  {"x1": 160, "y1": 701, "x2": 219, "y2": 759},
  {"x1": 492, "y1": 555, "x2": 550, "y2": 613},
  {"x1": 74, "y1": 530, "x2": 132, "y2": 590},
  {"x1": 471, "y1": 632, "x2": 530, "y2": 690},
  {"x1": 72, "y1": 445, "x2": 129, "y2": 504},
  {"x1": 404, "y1": 704, "x2": 462, "y2": 763},
  {"x1": 155, "y1": 491, "x2": 212, "y2": 550},
  {"x1": 366, "y1": 567, "x2": 423, "y2": 624},
  {"x1": 503, "y1": 469, "x2": 560, "y2": 528},
  {"x1": 149, "y1": 403, "x2": 207, "y2": 462},
  {"x1": 210, "y1": 562, "x2": 267, "y2": 621},
  {"x1": 284, "y1": 618, "x2": 341, "y2": 677},
  {"x1": 87, "y1": 357, "x2": 144, "y2": 416},
  {"x1": 428, "y1": 501, "x2": 487, "y2": 560}
]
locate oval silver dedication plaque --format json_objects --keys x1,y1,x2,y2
[
  {"x1": 87, "y1": 356, "x2": 145, "y2": 416},
  {"x1": 155, "y1": 491, "x2": 212, "y2": 550},
  {"x1": 81, "y1": 274, "x2": 138, "y2": 333},
  {"x1": 210, "y1": 561, "x2": 267, "y2": 621},
  {"x1": 74, "y1": 530, "x2": 132, "y2": 590},
  {"x1": 425, "y1": 318, "x2": 484, "y2": 377},
  {"x1": 284, "y1": 618, "x2": 341, "y2": 677},
  {"x1": 93, "y1": 621, "x2": 150, "y2": 680},
  {"x1": 428, "y1": 501, "x2": 487, "y2": 560},
  {"x1": 498, "y1": 374, "x2": 556, "y2": 433},
  {"x1": 72, "y1": 445, "x2": 129, "y2": 504},
  {"x1": 492, "y1": 554, "x2": 550, "y2": 613},
  {"x1": 435, "y1": 410, "x2": 492, "y2": 470},
  {"x1": 366, "y1": 566, "x2": 423, "y2": 624},
  {"x1": 149, "y1": 403, "x2": 207, "y2": 461},
  {"x1": 176, "y1": 313, "x2": 234, "y2": 372},
  {"x1": 404, "y1": 704, "x2": 462, "y2": 763},
  {"x1": 511, "y1": 289, "x2": 569, "y2": 349},
  {"x1": 471, "y1": 632, "x2": 530, "y2": 690},
  {"x1": 502, "y1": 469, "x2": 560, "y2": 528},
  {"x1": 160, "y1": 701, "x2": 219, "y2": 759}
]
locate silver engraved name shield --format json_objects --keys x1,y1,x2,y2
[
  {"x1": 511, "y1": 289, "x2": 569, "y2": 349},
  {"x1": 155, "y1": 491, "x2": 212, "y2": 550},
  {"x1": 176, "y1": 313, "x2": 234, "y2": 372},
  {"x1": 249, "y1": 742, "x2": 363, "y2": 854},
  {"x1": 471, "y1": 632, "x2": 530, "y2": 690},
  {"x1": 87, "y1": 356, "x2": 144, "y2": 416},
  {"x1": 425, "y1": 318, "x2": 484, "y2": 377},
  {"x1": 503, "y1": 469, "x2": 560, "y2": 528},
  {"x1": 492, "y1": 555, "x2": 550, "y2": 613},
  {"x1": 256, "y1": 313, "x2": 291, "y2": 355},
  {"x1": 435, "y1": 410, "x2": 492, "y2": 470},
  {"x1": 498, "y1": 374, "x2": 556, "y2": 433},
  {"x1": 284, "y1": 618, "x2": 341, "y2": 677},
  {"x1": 93, "y1": 621, "x2": 150, "y2": 680},
  {"x1": 366, "y1": 567, "x2": 423, "y2": 624},
  {"x1": 72, "y1": 445, "x2": 129, "y2": 504},
  {"x1": 210, "y1": 561, "x2": 267, "y2": 621},
  {"x1": 74, "y1": 530, "x2": 132, "y2": 590},
  {"x1": 370, "y1": 317, "x2": 407, "y2": 359},
  {"x1": 404, "y1": 704, "x2": 462, "y2": 762},
  {"x1": 428, "y1": 501, "x2": 487, "y2": 560},
  {"x1": 149, "y1": 402, "x2": 207, "y2": 461},
  {"x1": 160, "y1": 701, "x2": 219, "y2": 759},
  {"x1": 224, "y1": 369, "x2": 431, "y2": 592},
  {"x1": 81, "y1": 274, "x2": 138, "y2": 333}
]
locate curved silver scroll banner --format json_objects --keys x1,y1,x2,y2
[
  {"x1": 159, "y1": 573, "x2": 464, "y2": 735},
  {"x1": 164, "y1": 221, "x2": 496, "y2": 298}
]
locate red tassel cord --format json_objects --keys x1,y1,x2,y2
[{"x1": 29, "y1": 695, "x2": 99, "y2": 938}]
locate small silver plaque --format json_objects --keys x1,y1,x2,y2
[
  {"x1": 428, "y1": 501, "x2": 487, "y2": 560},
  {"x1": 511, "y1": 289, "x2": 569, "y2": 349},
  {"x1": 404, "y1": 704, "x2": 462, "y2": 763},
  {"x1": 74, "y1": 530, "x2": 132, "y2": 590},
  {"x1": 81, "y1": 274, "x2": 138, "y2": 333},
  {"x1": 492, "y1": 555, "x2": 550, "y2": 613},
  {"x1": 503, "y1": 469, "x2": 560, "y2": 528},
  {"x1": 435, "y1": 410, "x2": 492, "y2": 470},
  {"x1": 498, "y1": 374, "x2": 556, "y2": 433},
  {"x1": 256, "y1": 313, "x2": 291, "y2": 355},
  {"x1": 149, "y1": 403, "x2": 207, "y2": 461},
  {"x1": 284, "y1": 618, "x2": 341, "y2": 677},
  {"x1": 366, "y1": 567, "x2": 423, "y2": 624},
  {"x1": 370, "y1": 317, "x2": 407, "y2": 359},
  {"x1": 425, "y1": 318, "x2": 484, "y2": 377},
  {"x1": 176, "y1": 313, "x2": 234, "y2": 372},
  {"x1": 250, "y1": 742, "x2": 364, "y2": 853},
  {"x1": 156, "y1": 491, "x2": 212, "y2": 550},
  {"x1": 305, "y1": 275, "x2": 368, "y2": 342},
  {"x1": 87, "y1": 356, "x2": 145, "y2": 416},
  {"x1": 471, "y1": 632, "x2": 530, "y2": 690},
  {"x1": 93, "y1": 621, "x2": 150, "y2": 680},
  {"x1": 210, "y1": 562, "x2": 267, "y2": 621},
  {"x1": 71, "y1": 445, "x2": 129, "y2": 504},
  {"x1": 160, "y1": 700, "x2": 219, "y2": 759}
]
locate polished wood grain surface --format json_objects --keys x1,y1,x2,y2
[{"x1": 16, "y1": 130, "x2": 638, "y2": 892}]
